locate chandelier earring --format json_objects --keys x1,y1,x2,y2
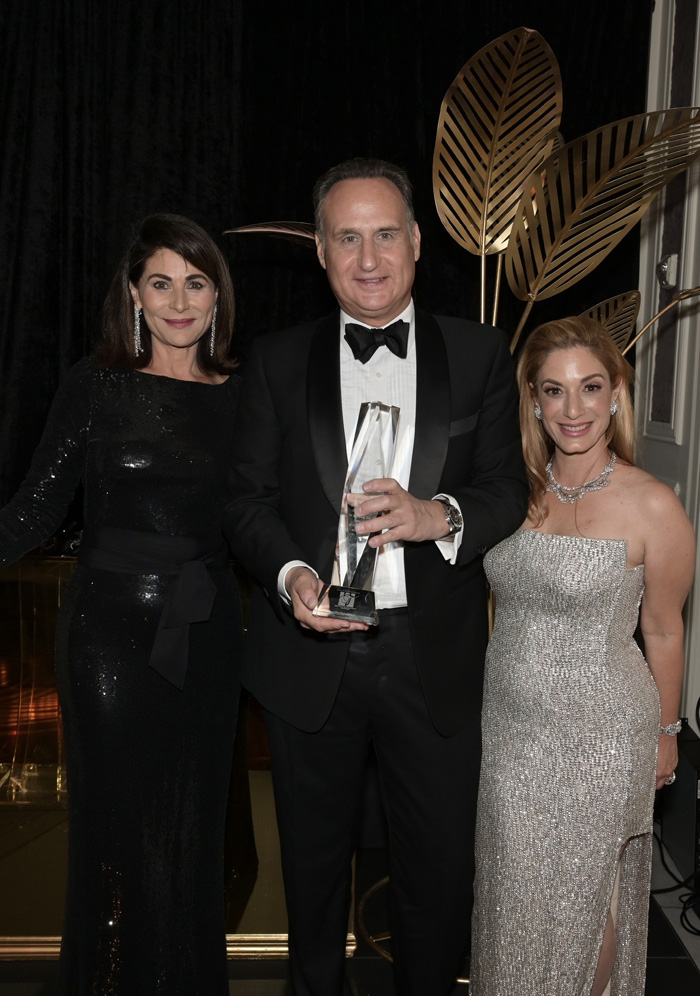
[
  {"x1": 209, "y1": 305, "x2": 217, "y2": 357},
  {"x1": 534, "y1": 404, "x2": 542, "y2": 421},
  {"x1": 610, "y1": 400, "x2": 619, "y2": 416},
  {"x1": 133, "y1": 305, "x2": 142, "y2": 355}
]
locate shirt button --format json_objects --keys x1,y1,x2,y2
[{"x1": 376, "y1": 371, "x2": 383, "y2": 379}]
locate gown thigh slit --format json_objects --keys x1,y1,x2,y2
[{"x1": 471, "y1": 529, "x2": 658, "y2": 996}]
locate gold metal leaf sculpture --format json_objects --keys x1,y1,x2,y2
[
  {"x1": 433, "y1": 27, "x2": 562, "y2": 258},
  {"x1": 223, "y1": 221, "x2": 316, "y2": 247},
  {"x1": 506, "y1": 107, "x2": 700, "y2": 348},
  {"x1": 622, "y1": 285, "x2": 700, "y2": 356},
  {"x1": 581, "y1": 292, "x2": 641, "y2": 353}
]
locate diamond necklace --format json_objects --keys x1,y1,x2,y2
[{"x1": 546, "y1": 451, "x2": 617, "y2": 504}]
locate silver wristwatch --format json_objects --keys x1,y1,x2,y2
[{"x1": 435, "y1": 498, "x2": 463, "y2": 537}]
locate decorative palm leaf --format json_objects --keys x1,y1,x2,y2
[
  {"x1": 223, "y1": 221, "x2": 316, "y2": 248},
  {"x1": 433, "y1": 27, "x2": 562, "y2": 258},
  {"x1": 581, "y1": 292, "x2": 641, "y2": 353},
  {"x1": 506, "y1": 107, "x2": 700, "y2": 349}
]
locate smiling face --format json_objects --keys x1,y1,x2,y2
[
  {"x1": 315, "y1": 177, "x2": 420, "y2": 326},
  {"x1": 533, "y1": 346, "x2": 621, "y2": 458},
  {"x1": 129, "y1": 248, "x2": 218, "y2": 352}
]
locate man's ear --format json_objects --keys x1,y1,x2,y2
[
  {"x1": 411, "y1": 222, "x2": 421, "y2": 262},
  {"x1": 315, "y1": 233, "x2": 326, "y2": 270}
]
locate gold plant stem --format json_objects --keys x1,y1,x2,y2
[
  {"x1": 480, "y1": 255, "x2": 486, "y2": 325},
  {"x1": 622, "y1": 286, "x2": 700, "y2": 356},
  {"x1": 510, "y1": 299, "x2": 535, "y2": 353},
  {"x1": 492, "y1": 254, "x2": 503, "y2": 327}
]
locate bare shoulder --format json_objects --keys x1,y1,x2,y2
[
  {"x1": 609, "y1": 462, "x2": 694, "y2": 571},
  {"x1": 615, "y1": 463, "x2": 689, "y2": 523},
  {"x1": 615, "y1": 465, "x2": 695, "y2": 590}
]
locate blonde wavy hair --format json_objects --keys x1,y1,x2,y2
[{"x1": 517, "y1": 316, "x2": 636, "y2": 525}]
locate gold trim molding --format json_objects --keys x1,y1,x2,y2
[{"x1": 0, "y1": 932, "x2": 357, "y2": 961}]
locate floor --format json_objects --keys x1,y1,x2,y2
[
  {"x1": 0, "y1": 841, "x2": 698, "y2": 995},
  {"x1": 1, "y1": 764, "x2": 700, "y2": 994}
]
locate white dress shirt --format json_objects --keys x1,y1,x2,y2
[{"x1": 279, "y1": 302, "x2": 462, "y2": 607}]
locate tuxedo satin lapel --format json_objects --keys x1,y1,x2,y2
[
  {"x1": 409, "y1": 310, "x2": 450, "y2": 499},
  {"x1": 307, "y1": 312, "x2": 346, "y2": 515}
]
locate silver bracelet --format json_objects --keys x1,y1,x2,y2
[{"x1": 659, "y1": 720, "x2": 683, "y2": 736}]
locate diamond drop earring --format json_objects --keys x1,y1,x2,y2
[
  {"x1": 133, "y1": 305, "x2": 142, "y2": 355},
  {"x1": 209, "y1": 305, "x2": 217, "y2": 357},
  {"x1": 610, "y1": 400, "x2": 619, "y2": 415},
  {"x1": 534, "y1": 404, "x2": 542, "y2": 421}
]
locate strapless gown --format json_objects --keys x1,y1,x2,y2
[{"x1": 471, "y1": 529, "x2": 659, "y2": 996}]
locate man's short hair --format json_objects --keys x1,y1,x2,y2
[{"x1": 312, "y1": 158, "x2": 416, "y2": 241}]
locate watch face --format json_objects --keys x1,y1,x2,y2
[
  {"x1": 444, "y1": 503, "x2": 462, "y2": 533},
  {"x1": 437, "y1": 499, "x2": 461, "y2": 534}
]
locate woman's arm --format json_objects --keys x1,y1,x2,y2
[
  {"x1": 0, "y1": 360, "x2": 91, "y2": 567},
  {"x1": 639, "y1": 480, "x2": 696, "y2": 789}
]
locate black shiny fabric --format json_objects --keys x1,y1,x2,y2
[
  {"x1": 0, "y1": 360, "x2": 243, "y2": 996},
  {"x1": 79, "y1": 528, "x2": 229, "y2": 688}
]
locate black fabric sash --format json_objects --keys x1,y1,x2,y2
[{"x1": 78, "y1": 527, "x2": 229, "y2": 690}]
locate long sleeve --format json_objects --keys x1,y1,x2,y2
[{"x1": 0, "y1": 359, "x2": 91, "y2": 567}]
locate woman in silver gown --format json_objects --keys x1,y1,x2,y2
[
  {"x1": 471, "y1": 317, "x2": 695, "y2": 996},
  {"x1": 0, "y1": 215, "x2": 242, "y2": 994}
]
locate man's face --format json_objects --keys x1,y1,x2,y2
[{"x1": 315, "y1": 177, "x2": 421, "y2": 326}]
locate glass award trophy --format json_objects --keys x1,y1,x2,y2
[{"x1": 313, "y1": 401, "x2": 400, "y2": 626}]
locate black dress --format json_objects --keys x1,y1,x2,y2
[{"x1": 0, "y1": 360, "x2": 243, "y2": 996}]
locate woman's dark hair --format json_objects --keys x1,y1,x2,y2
[{"x1": 95, "y1": 213, "x2": 237, "y2": 373}]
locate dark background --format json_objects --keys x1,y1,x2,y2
[{"x1": 0, "y1": 0, "x2": 654, "y2": 503}]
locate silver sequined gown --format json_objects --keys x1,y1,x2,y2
[{"x1": 471, "y1": 529, "x2": 659, "y2": 996}]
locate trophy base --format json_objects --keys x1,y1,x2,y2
[{"x1": 312, "y1": 583, "x2": 379, "y2": 626}]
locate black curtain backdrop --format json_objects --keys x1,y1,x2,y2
[{"x1": 0, "y1": 0, "x2": 653, "y2": 504}]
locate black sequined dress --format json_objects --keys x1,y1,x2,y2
[{"x1": 0, "y1": 360, "x2": 243, "y2": 996}]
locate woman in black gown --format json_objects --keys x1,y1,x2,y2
[{"x1": 0, "y1": 214, "x2": 243, "y2": 995}]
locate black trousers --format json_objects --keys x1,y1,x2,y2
[{"x1": 265, "y1": 612, "x2": 481, "y2": 996}]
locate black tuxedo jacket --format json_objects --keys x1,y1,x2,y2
[{"x1": 226, "y1": 308, "x2": 528, "y2": 736}]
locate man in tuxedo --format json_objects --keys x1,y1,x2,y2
[{"x1": 227, "y1": 158, "x2": 527, "y2": 996}]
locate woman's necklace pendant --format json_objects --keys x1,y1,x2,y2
[{"x1": 546, "y1": 452, "x2": 617, "y2": 505}]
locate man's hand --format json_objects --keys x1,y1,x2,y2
[
  {"x1": 286, "y1": 566, "x2": 369, "y2": 632},
  {"x1": 351, "y1": 479, "x2": 451, "y2": 547}
]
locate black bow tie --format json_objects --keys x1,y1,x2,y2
[{"x1": 344, "y1": 320, "x2": 409, "y2": 364}]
